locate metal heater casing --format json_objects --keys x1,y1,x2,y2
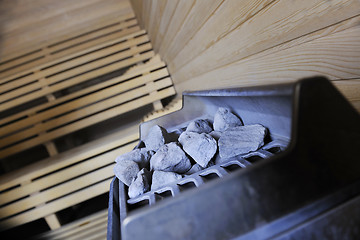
[{"x1": 108, "y1": 77, "x2": 360, "y2": 240}]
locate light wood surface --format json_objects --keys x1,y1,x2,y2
[
  {"x1": 0, "y1": 1, "x2": 176, "y2": 230},
  {"x1": 130, "y1": 0, "x2": 360, "y2": 111},
  {"x1": 39, "y1": 209, "x2": 108, "y2": 240},
  {"x1": 0, "y1": 0, "x2": 133, "y2": 66}
]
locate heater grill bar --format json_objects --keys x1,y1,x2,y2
[{"x1": 126, "y1": 140, "x2": 288, "y2": 210}]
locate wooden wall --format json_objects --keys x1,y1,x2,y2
[{"x1": 130, "y1": 0, "x2": 360, "y2": 111}]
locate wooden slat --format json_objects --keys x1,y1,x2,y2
[
  {"x1": 48, "y1": 18, "x2": 138, "y2": 53},
  {"x1": 0, "y1": 68, "x2": 169, "y2": 137},
  {"x1": 0, "y1": 0, "x2": 126, "y2": 71},
  {"x1": 157, "y1": 0, "x2": 195, "y2": 57},
  {"x1": 0, "y1": 29, "x2": 146, "y2": 86},
  {"x1": 0, "y1": 72, "x2": 170, "y2": 148},
  {"x1": 153, "y1": 0, "x2": 179, "y2": 51},
  {"x1": 167, "y1": 0, "x2": 274, "y2": 73},
  {"x1": 0, "y1": 124, "x2": 138, "y2": 192},
  {"x1": 0, "y1": 55, "x2": 165, "y2": 127},
  {"x1": 0, "y1": 84, "x2": 175, "y2": 158},
  {"x1": 0, "y1": 144, "x2": 134, "y2": 208},
  {"x1": 0, "y1": 14, "x2": 138, "y2": 79},
  {"x1": 149, "y1": 0, "x2": 360, "y2": 84},
  {"x1": 66, "y1": 222, "x2": 107, "y2": 240},
  {"x1": 0, "y1": 48, "x2": 155, "y2": 111},
  {"x1": 130, "y1": 0, "x2": 144, "y2": 28},
  {"x1": 0, "y1": 164, "x2": 114, "y2": 218},
  {"x1": 0, "y1": 0, "x2": 133, "y2": 62},
  {"x1": 39, "y1": 210, "x2": 108, "y2": 239},
  {"x1": 0, "y1": 178, "x2": 113, "y2": 230},
  {"x1": 162, "y1": 0, "x2": 223, "y2": 61},
  {"x1": 0, "y1": 0, "x2": 104, "y2": 35},
  {"x1": 0, "y1": 34, "x2": 150, "y2": 98},
  {"x1": 147, "y1": 0, "x2": 167, "y2": 44},
  {"x1": 175, "y1": 23, "x2": 360, "y2": 94}
]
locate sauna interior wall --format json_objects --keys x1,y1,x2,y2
[{"x1": 130, "y1": 0, "x2": 360, "y2": 111}]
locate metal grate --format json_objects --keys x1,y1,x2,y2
[{"x1": 126, "y1": 139, "x2": 288, "y2": 209}]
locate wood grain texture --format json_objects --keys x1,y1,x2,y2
[
  {"x1": 172, "y1": 0, "x2": 360, "y2": 82},
  {"x1": 162, "y1": 0, "x2": 223, "y2": 61},
  {"x1": 168, "y1": 0, "x2": 274, "y2": 72},
  {"x1": 0, "y1": 0, "x2": 133, "y2": 61},
  {"x1": 131, "y1": 0, "x2": 360, "y2": 102},
  {"x1": 153, "y1": 0, "x2": 179, "y2": 51},
  {"x1": 157, "y1": 0, "x2": 195, "y2": 57},
  {"x1": 174, "y1": 24, "x2": 360, "y2": 92}
]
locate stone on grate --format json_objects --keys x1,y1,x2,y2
[
  {"x1": 114, "y1": 159, "x2": 140, "y2": 187},
  {"x1": 179, "y1": 132, "x2": 217, "y2": 168},
  {"x1": 150, "y1": 142, "x2": 192, "y2": 174},
  {"x1": 151, "y1": 171, "x2": 182, "y2": 191},
  {"x1": 213, "y1": 107, "x2": 243, "y2": 131},
  {"x1": 128, "y1": 168, "x2": 152, "y2": 199},
  {"x1": 219, "y1": 124, "x2": 267, "y2": 158}
]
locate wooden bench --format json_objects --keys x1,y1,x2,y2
[
  {"x1": 37, "y1": 209, "x2": 109, "y2": 240},
  {"x1": 0, "y1": 15, "x2": 176, "y2": 232}
]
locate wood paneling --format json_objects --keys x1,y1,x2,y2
[{"x1": 130, "y1": 0, "x2": 360, "y2": 111}]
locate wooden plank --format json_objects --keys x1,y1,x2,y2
[
  {"x1": 0, "y1": 48, "x2": 154, "y2": 111},
  {"x1": 0, "y1": 0, "x2": 104, "y2": 35},
  {"x1": 0, "y1": 29, "x2": 145, "y2": 86},
  {"x1": 0, "y1": 164, "x2": 115, "y2": 218},
  {"x1": 57, "y1": 219, "x2": 107, "y2": 240},
  {"x1": 0, "y1": 55, "x2": 165, "y2": 127},
  {"x1": 142, "y1": 0, "x2": 153, "y2": 34},
  {"x1": 0, "y1": 77, "x2": 173, "y2": 149},
  {"x1": 0, "y1": 33, "x2": 149, "y2": 94},
  {"x1": 0, "y1": 144, "x2": 134, "y2": 207},
  {"x1": 0, "y1": 70, "x2": 169, "y2": 145},
  {"x1": 162, "y1": 0, "x2": 223, "y2": 61},
  {"x1": 48, "y1": 18, "x2": 138, "y2": 53},
  {"x1": 153, "y1": 0, "x2": 179, "y2": 52},
  {"x1": 171, "y1": 0, "x2": 360, "y2": 83},
  {"x1": 168, "y1": 0, "x2": 274, "y2": 73},
  {"x1": 0, "y1": 84, "x2": 175, "y2": 158},
  {"x1": 0, "y1": 178, "x2": 113, "y2": 230},
  {"x1": 0, "y1": 68, "x2": 169, "y2": 137},
  {"x1": 0, "y1": 125, "x2": 138, "y2": 193},
  {"x1": 39, "y1": 210, "x2": 108, "y2": 239},
  {"x1": 333, "y1": 79, "x2": 360, "y2": 102},
  {"x1": 67, "y1": 225, "x2": 107, "y2": 240},
  {"x1": 130, "y1": 0, "x2": 143, "y2": 27},
  {"x1": 174, "y1": 20, "x2": 360, "y2": 94},
  {"x1": 0, "y1": 34, "x2": 150, "y2": 99},
  {"x1": 157, "y1": 0, "x2": 195, "y2": 57},
  {"x1": 44, "y1": 214, "x2": 61, "y2": 230},
  {"x1": 0, "y1": 3, "x2": 134, "y2": 64},
  {"x1": 147, "y1": 0, "x2": 167, "y2": 44},
  {"x1": 0, "y1": 13, "x2": 137, "y2": 78},
  {"x1": 1, "y1": 0, "x2": 133, "y2": 61}
]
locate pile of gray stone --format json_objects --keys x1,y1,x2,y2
[{"x1": 114, "y1": 107, "x2": 267, "y2": 199}]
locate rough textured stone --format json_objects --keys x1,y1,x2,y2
[
  {"x1": 209, "y1": 131, "x2": 221, "y2": 141},
  {"x1": 219, "y1": 124, "x2": 267, "y2": 158},
  {"x1": 150, "y1": 142, "x2": 191, "y2": 173},
  {"x1": 186, "y1": 119, "x2": 213, "y2": 134},
  {"x1": 115, "y1": 148, "x2": 154, "y2": 169},
  {"x1": 213, "y1": 107, "x2": 243, "y2": 131},
  {"x1": 178, "y1": 132, "x2": 217, "y2": 168},
  {"x1": 128, "y1": 168, "x2": 151, "y2": 199},
  {"x1": 144, "y1": 125, "x2": 170, "y2": 151},
  {"x1": 113, "y1": 160, "x2": 139, "y2": 186},
  {"x1": 185, "y1": 163, "x2": 205, "y2": 175},
  {"x1": 151, "y1": 170, "x2": 182, "y2": 191}
]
